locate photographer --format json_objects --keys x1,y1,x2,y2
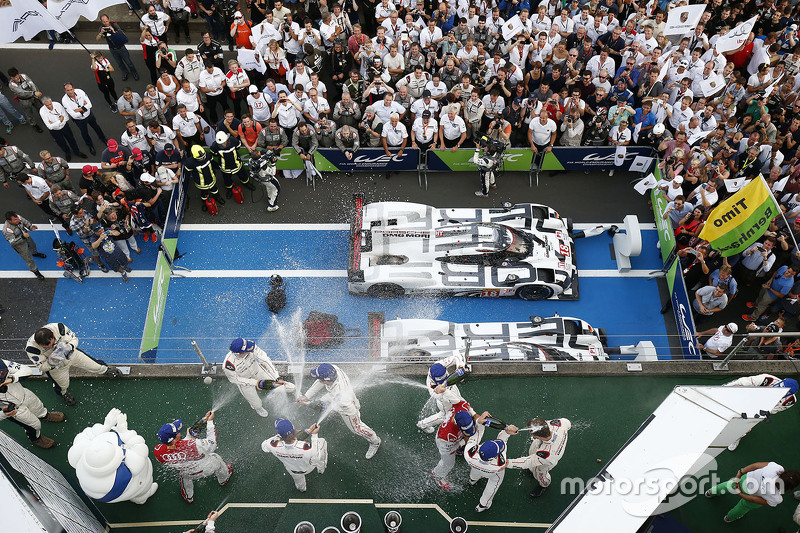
[
  {"x1": 139, "y1": 4, "x2": 171, "y2": 43},
  {"x1": 559, "y1": 110, "x2": 584, "y2": 147},
  {"x1": 486, "y1": 117, "x2": 512, "y2": 148},
  {"x1": 332, "y1": 91, "x2": 361, "y2": 127},
  {"x1": 584, "y1": 108, "x2": 611, "y2": 146},
  {"x1": 280, "y1": 13, "x2": 301, "y2": 65},
  {"x1": 155, "y1": 41, "x2": 178, "y2": 76},
  {"x1": 359, "y1": 106, "x2": 383, "y2": 147},
  {"x1": 97, "y1": 14, "x2": 139, "y2": 82}
]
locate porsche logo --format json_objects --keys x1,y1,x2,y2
[{"x1": 680, "y1": 12, "x2": 689, "y2": 23}]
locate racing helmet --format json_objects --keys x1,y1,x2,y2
[
  {"x1": 653, "y1": 123, "x2": 665, "y2": 136},
  {"x1": 429, "y1": 363, "x2": 447, "y2": 385},
  {"x1": 311, "y1": 363, "x2": 337, "y2": 381},
  {"x1": 191, "y1": 145, "x2": 206, "y2": 160},
  {"x1": 215, "y1": 131, "x2": 229, "y2": 144},
  {"x1": 778, "y1": 378, "x2": 799, "y2": 397}
]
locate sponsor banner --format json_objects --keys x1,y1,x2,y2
[
  {"x1": 540, "y1": 146, "x2": 656, "y2": 170},
  {"x1": 715, "y1": 16, "x2": 758, "y2": 54},
  {"x1": 698, "y1": 177, "x2": 779, "y2": 257},
  {"x1": 664, "y1": 5, "x2": 706, "y2": 36},
  {"x1": 427, "y1": 148, "x2": 533, "y2": 171},
  {"x1": 668, "y1": 260, "x2": 699, "y2": 359},
  {"x1": 277, "y1": 149, "x2": 304, "y2": 170},
  {"x1": 651, "y1": 190, "x2": 676, "y2": 263},
  {"x1": 314, "y1": 148, "x2": 419, "y2": 171},
  {"x1": 139, "y1": 172, "x2": 187, "y2": 361},
  {"x1": 139, "y1": 245, "x2": 174, "y2": 362}
]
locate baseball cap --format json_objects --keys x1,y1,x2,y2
[
  {"x1": 310, "y1": 363, "x2": 337, "y2": 381},
  {"x1": 422, "y1": 89, "x2": 432, "y2": 98},
  {"x1": 132, "y1": 147, "x2": 143, "y2": 160},
  {"x1": 249, "y1": 84, "x2": 259, "y2": 93},
  {"x1": 275, "y1": 418, "x2": 294, "y2": 438},
  {"x1": 779, "y1": 378, "x2": 799, "y2": 396},
  {"x1": 677, "y1": 59, "x2": 689, "y2": 68},
  {"x1": 158, "y1": 419, "x2": 183, "y2": 444},
  {"x1": 230, "y1": 337, "x2": 255, "y2": 354},
  {"x1": 478, "y1": 439, "x2": 505, "y2": 461},
  {"x1": 422, "y1": 110, "x2": 431, "y2": 118},
  {"x1": 90, "y1": 222, "x2": 104, "y2": 232},
  {"x1": 164, "y1": 143, "x2": 174, "y2": 152},
  {"x1": 0, "y1": 360, "x2": 8, "y2": 383},
  {"x1": 512, "y1": 97, "x2": 523, "y2": 106},
  {"x1": 726, "y1": 322, "x2": 738, "y2": 334},
  {"x1": 672, "y1": 176, "x2": 684, "y2": 184},
  {"x1": 234, "y1": 10, "x2": 242, "y2": 17},
  {"x1": 139, "y1": 172, "x2": 155, "y2": 183},
  {"x1": 82, "y1": 164, "x2": 98, "y2": 174},
  {"x1": 107, "y1": 139, "x2": 118, "y2": 151},
  {"x1": 454, "y1": 410, "x2": 476, "y2": 436},
  {"x1": 429, "y1": 363, "x2": 447, "y2": 385}
]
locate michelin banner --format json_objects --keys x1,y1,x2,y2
[
  {"x1": 427, "y1": 148, "x2": 533, "y2": 171},
  {"x1": 313, "y1": 148, "x2": 419, "y2": 171},
  {"x1": 698, "y1": 177, "x2": 780, "y2": 257},
  {"x1": 541, "y1": 146, "x2": 656, "y2": 170}
]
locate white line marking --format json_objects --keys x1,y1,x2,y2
[{"x1": 0, "y1": 268, "x2": 654, "y2": 279}]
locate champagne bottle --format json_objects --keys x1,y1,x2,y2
[
  {"x1": 484, "y1": 416, "x2": 507, "y2": 430},
  {"x1": 445, "y1": 367, "x2": 469, "y2": 386}
]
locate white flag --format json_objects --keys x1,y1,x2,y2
[
  {"x1": 714, "y1": 16, "x2": 758, "y2": 54},
  {"x1": 664, "y1": 5, "x2": 706, "y2": 36},
  {"x1": 634, "y1": 173, "x2": 658, "y2": 195},
  {"x1": 47, "y1": 0, "x2": 126, "y2": 30},
  {"x1": 724, "y1": 177, "x2": 747, "y2": 193},
  {"x1": 502, "y1": 15, "x2": 524, "y2": 41},
  {"x1": 238, "y1": 49, "x2": 267, "y2": 74},
  {"x1": 0, "y1": 0, "x2": 57, "y2": 42}
]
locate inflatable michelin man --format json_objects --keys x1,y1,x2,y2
[{"x1": 68, "y1": 408, "x2": 158, "y2": 504}]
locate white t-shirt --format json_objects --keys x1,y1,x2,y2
[
  {"x1": 172, "y1": 111, "x2": 199, "y2": 136},
  {"x1": 529, "y1": 118, "x2": 557, "y2": 146},
  {"x1": 440, "y1": 114, "x2": 466, "y2": 140},
  {"x1": 247, "y1": 94, "x2": 273, "y2": 122},
  {"x1": 303, "y1": 97, "x2": 330, "y2": 121},
  {"x1": 744, "y1": 462, "x2": 785, "y2": 507},
  {"x1": 411, "y1": 117, "x2": 438, "y2": 143},
  {"x1": 198, "y1": 68, "x2": 226, "y2": 97},
  {"x1": 22, "y1": 176, "x2": 50, "y2": 201},
  {"x1": 704, "y1": 326, "x2": 733, "y2": 354},
  {"x1": 121, "y1": 125, "x2": 151, "y2": 152}
]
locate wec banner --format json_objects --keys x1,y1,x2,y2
[
  {"x1": 314, "y1": 148, "x2": 419, "y2": 171},
  {"x1": 698, "y1": 177, "x2": 779, "y2": 257},
  {"x1": 427, "y1": 148, "x2": 533, "y2": 171},
  {"x1": 540, "y1": 146, "x2": 656, "y2": 170}
]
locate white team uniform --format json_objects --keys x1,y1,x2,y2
[
  {"x1": 303, "y1": 364, "x2": 381, "y2": 447},
  {"x1": 507, "y1": 418, "x2": 571, "y2": 488},
  {"x1": 418, "y1": 353, "x2": 467, "y2": 432},
  {"x1": 261, "y1": 433, "x2": 328, "y2": 491},
  {"x1": 0, "y1": 360, "x2": 50, "y2": 440},
  {"x1": 25, "y1": 323, "x2": 107, "y2": 395},
  {"x1": 723, "y1": 374, "x2": 796, "y2": 450},
  {"x1": 464, "y1": 424, "x2": 512, "y2": 509},
  {"x1": 154, "y1": 420, "x2": 230, "y2": 501},
  {"x1": 222, "y1": 346, "x2": 295, "y2": 416}
]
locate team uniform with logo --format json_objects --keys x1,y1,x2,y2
[
  {"x1": 222, "y1": 344, "x2": 293, "y2": 416},
  {"x1": 464, "y1": 423, "x2": 512, "y2": 510},
  {"x1": 418, "y1": 353, "x2": 467, "y2": 432},
  {"x1": 432, "y1": 400, "x2": 476, "y2": 482},
  {"x1": 261, "y1": 432, "x2": 328, "y2": 491},
  {"x1": 507, "y1": 418, "x2": 571, "y2": 488},
  {"x1": 153, "y1": 419, "x2": 231, "y2": 501}
]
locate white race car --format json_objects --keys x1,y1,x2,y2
[
  {"x1": 372, "y1": 315, "x2": 609, "y2": 361},
  {"x1": 348, "y1": 195, "x2": 578, "y2": 300}
]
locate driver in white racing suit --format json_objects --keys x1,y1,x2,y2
[
  {"x1": 298, "y1": 363, "x2": 382, "y2": 459},
  {"x1": 417, "y1": 353, "x2": 468, "y2": 434},
  {"x1": 464, "y1": 413, "x2": 518, "y2": 512},
  {"x1": 0, "y1": 359, "x2": 64, "y2": 448},
  {"x1": 223, "y1": 338, "x2": 295, "y2": 417},
  {"x1": 431, "y1": 399, "x2": 483, "y2": 490},
  {"x1": 507, "y1": 417, "x2": 572, "y2": 498},
  {"x1": 262, "y1": 418, "x2": 328, "y2": 491},
  {"x1": 723, "y1": 375, "x2": 797, "y2": 450}
]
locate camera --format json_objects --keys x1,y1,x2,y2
[
  {"x1": 666, "y1": 156, "x2": 677, "y2": 166},
  {"x1": 283, "y1": 22, "x2": 290, "y2": 32}
]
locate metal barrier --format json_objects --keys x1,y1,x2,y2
[{"x1": 714, "y1": 332, "x2": 800, "y2": 370}]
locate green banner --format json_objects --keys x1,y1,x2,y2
[
  {"x1": 139, "y1": 237, "x2": 177, "y2": 362},
  {"x1": 428, "y1": 148, "x2": 533, "y2": 171},
  {"x1": 650, "y1": 164, "x2": 676, "y2": 263}
]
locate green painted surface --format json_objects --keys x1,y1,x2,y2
[{"x1": 8, "y1": 374, "x2": 800, "y2": 532}]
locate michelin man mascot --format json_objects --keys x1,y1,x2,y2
[{"x1": 68, "y1": 408, "x2": 158, "y2": 504}]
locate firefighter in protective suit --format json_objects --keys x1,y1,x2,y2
[
  {"x1": 250, "y1": 149, "x2": 281, "y2": 212},
  {"x1": 209, "y1": 131, "x2": 255, "y2": 198},
  {"x1": 184, "y1": 145, "x2": 225, "y2": 211}
]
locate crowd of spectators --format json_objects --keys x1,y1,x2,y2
[{"x1": 2, "y1": 0, "x2": 800, "y2": 352}]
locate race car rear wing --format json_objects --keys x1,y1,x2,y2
[{"x1": 349, "y1": 193, "x2": 366, "y2": 282}]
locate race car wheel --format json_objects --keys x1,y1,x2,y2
[
  {"x1": 516, "y1": 285, "x2": 554, "y2": 301},
  {"x1": 367, "y1": 283, "x2": 406, "y2": 299}
]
